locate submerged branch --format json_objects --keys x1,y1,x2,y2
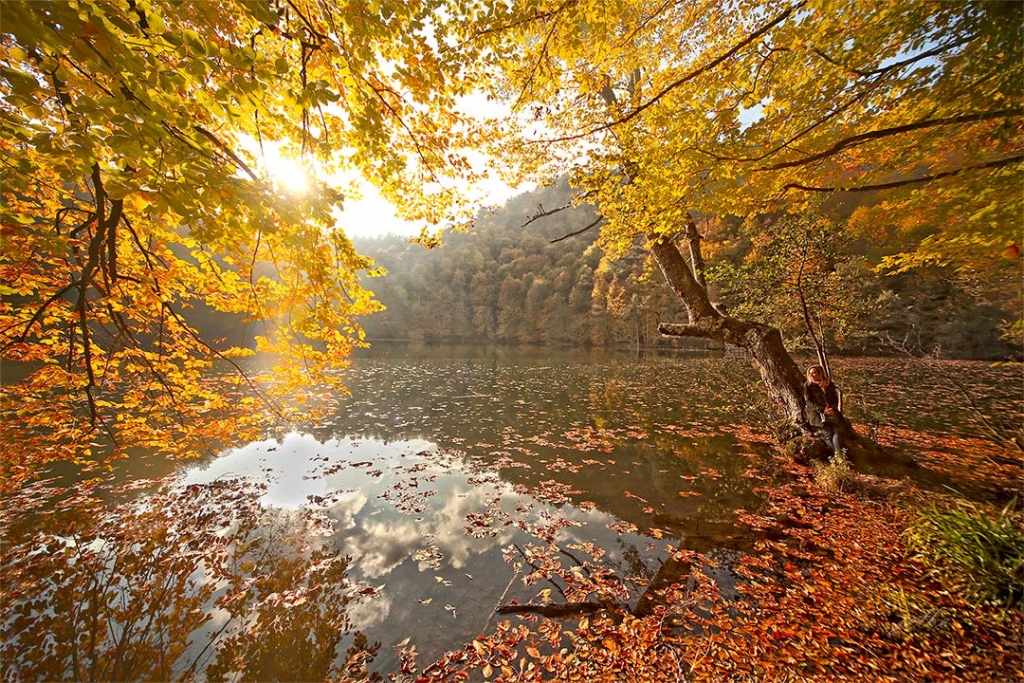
[{"x1": 495, "y1": 602, "x2": 603, "y2": 617}]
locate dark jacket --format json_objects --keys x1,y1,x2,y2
[{"x1": 804, "y1": 381, "x2": 840, "y2": 428}]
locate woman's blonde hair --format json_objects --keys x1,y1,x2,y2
[{"x1": 806, "y1": 365, "x2": 827, "y2": 383}]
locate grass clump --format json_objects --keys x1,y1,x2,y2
[
  {"x1": 905, "y1": 497, "x2": 1024, "y2": 609},
  {"x1": 811, "y1": 452, "x2": 853, "y2": 492},
  {"x1": 867, "y1": 584, "x2": 950, "y2": 639}
]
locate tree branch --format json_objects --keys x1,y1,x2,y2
[
  {"x1": 647, "y1": 235, "x2": 719, "y2": 324},
  {"x1": 760, "y1": 109, "x2": 1021, "y2": 171},
  {"x1": 683, "y1": 217, "x2": 706, "y2": 290},
  {"x1": 192, "y1": 126, "x2": 259, "y2": 182},
  {"x1": 1, "y1": 280, "x2": 79, "y2": 352},
  {"x1": 539, "y1": 2, "x2": 806, "y2": 144},
  {"x1": 812, "y1": 35, "x2": 973, "y2": 79},
  {"x1": 658, "y1": 321, "x2": 726, "y2": 340},
  {"x1": 512, "y1": 0, "x2": 576, "y2": 112},
  {"x1": 495, "y1": 601, "x2": 603, "y2": 617},
  {"x1": 784, "y1": 155, "x2": 1023, "y2": 193},
  {"x1": 523, "y1": 191, "x2": 598, "y2": 227},
  {"x1": 518, "y1": 191, "x2": 604, "y2": 243},
  {"x1": 550, "y1": 215, "x2": 603, "y2": 244}
]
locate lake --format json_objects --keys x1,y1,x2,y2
[{"x1": 2, "y1": 343, "x2": 1020, "y2": 680}]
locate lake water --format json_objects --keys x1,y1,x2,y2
[{"x1": 2, "y1": 344, "x2": 1019, "y2": 680}]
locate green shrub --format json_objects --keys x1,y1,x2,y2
[
  {"x1": 811, "y1": 452, "x2": 853, "y2": 492},
  {"x1": 905, "y1": 497, "x2": 1024, "y2": 609}
]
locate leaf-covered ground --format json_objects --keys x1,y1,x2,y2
[{"x1": 404, "y1": 427, "x2": 1023, "y2": 682}]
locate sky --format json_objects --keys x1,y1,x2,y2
[
  {"x1": 256, "y1": 93, "x2": 523, "y2": 239},
  {"x1": 341, "y1": 169, "x2": 522, "y2": 239}
]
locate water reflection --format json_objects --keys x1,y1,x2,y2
[
  {"x1": 178, "y1": 432, "x2": 682, "y2": 672},
  {"x1": 1, "y1": 479, "x2": 378, "y2": 682},
  {"x1": 6, "y1": 344, "x2": 1016, "y2": 679},
  {"x1": 0, "y1": 346, "x2": 788, "y2": 679}
]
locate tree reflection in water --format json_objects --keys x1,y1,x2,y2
[{"x1": 1, "y1": 478, "x2": 380, "y2": 682}]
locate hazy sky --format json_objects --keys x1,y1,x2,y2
[
  {"x1": 341, "y1": 172, "x2": 522, "y2": 239},
  {"x1": 341, "y1": 93, "x2": 522, "y2": 238},
  {"x1": 254, "y1": 98, "x2": 522, "y2": 239}
]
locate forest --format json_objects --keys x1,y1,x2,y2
[{"x1": 352, "y1": 178, "x2": 1020, "y2": 360}]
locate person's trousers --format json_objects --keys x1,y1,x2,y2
[{"x1": 821, "y1": 424, "x2": 843, "y2": 453}]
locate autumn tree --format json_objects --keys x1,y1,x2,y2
[
  {"x1": 0, "y1": 0, "x2": 483, "y2": 483},
  {"x1": 709, "y1": 213, "x2": 881, "y2": 368},
  {"x1": 460, "y1": 0, "x2": 1023, "y2": 425}
]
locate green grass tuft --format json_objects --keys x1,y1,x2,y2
[
  {"x1": 811, "y1": 451, "x2": 853, "y2": 492},
  {"x1": 905, "y1": 497, "x2": 1024, "y2": 609}
]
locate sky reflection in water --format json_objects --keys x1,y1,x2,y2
[
  {"x1": 180, "y1": 429, "x2": 686, "y2": 671},
  {"x1": 172, "y1": 345, "x2": 792, "y2": 673},
  {"x1": 1, "y1": 346, "x2": 809, "y2": 677}
]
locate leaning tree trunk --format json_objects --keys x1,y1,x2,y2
[{"x1": 648, "y1": 234, "x2": 809, "y2": 428}]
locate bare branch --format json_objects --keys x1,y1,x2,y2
[
  {"x1": 551, "y1": 215, "x2": 604, "y2": 244},
  {"x1": 517, "y1": 191, "x2": 604, "y2": 243},
  {"x1": 521, "y1": 190, "x2": 598, "y2": 228},
  {"x1": 658, "y1": 321, "x2": 722, "y2": 339}
]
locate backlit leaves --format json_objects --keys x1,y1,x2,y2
[
  {"x1": 1, "y1": 0, "x2": 486, "y2": 484},
  {"x1": 461, "y1": 0, "x2": 1021, "y2": 315}
]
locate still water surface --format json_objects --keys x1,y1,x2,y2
[{"x1": 2, "y1": 344, "x2": 1018, "y2": 679}]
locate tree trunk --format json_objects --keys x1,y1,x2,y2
[
  {"x1": 683, "y1": 217, "x2": 707, "y2": 292},
  {"x1": 649, "y1": 234, "x2": 808, "y2": 427}
]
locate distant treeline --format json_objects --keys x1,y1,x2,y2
[{"x1": 351, "y1": 180, "x2": 1018, "y2": 360}]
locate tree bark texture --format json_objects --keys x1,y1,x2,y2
[
  {"x1": 683, "y1": 218, "x2": 707, "y2": 291},
  {"x1": 649, "y1": 234, "x2": 808, "y2": 426}
]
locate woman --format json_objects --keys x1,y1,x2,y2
[{"x1": 804, "y1": 364, "x2": 849, "y2": 454}]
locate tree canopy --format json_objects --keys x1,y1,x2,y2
[
  {"x1": 0, "y1": 0, "x2": 485, "y2": 482},
  {"x1": 3, "y1": 0, "x2": 1021, "y2": 478},
  {"x1": 468, "y1": 0, "x2": 1021, "y2": 261}
]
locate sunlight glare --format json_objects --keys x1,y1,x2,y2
[{"x1": 266, "y1": 150, "x2": 311, "y2": 194}]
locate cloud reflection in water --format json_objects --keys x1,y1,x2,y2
[{"x1": 179, "y1": 431, "x2": 672, "y2": 669}]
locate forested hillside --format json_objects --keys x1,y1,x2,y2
[
  {"x1": 354, "y1": 181, "x2": 685, "y2": 349},
  {"x1": 354, "y1": 180, "x2": 1019, "y2": 360}
]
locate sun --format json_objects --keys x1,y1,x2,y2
[{"x1": 265, "y1": 150, "x2": 311, "y2": 194}]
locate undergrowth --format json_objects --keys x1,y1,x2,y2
[
  {"x1": 811, "y1": 451, "x2": 853, "y2": 492},
  {"x1": 905, "y1": 496, "x2": 1024, "y2": 609}
]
